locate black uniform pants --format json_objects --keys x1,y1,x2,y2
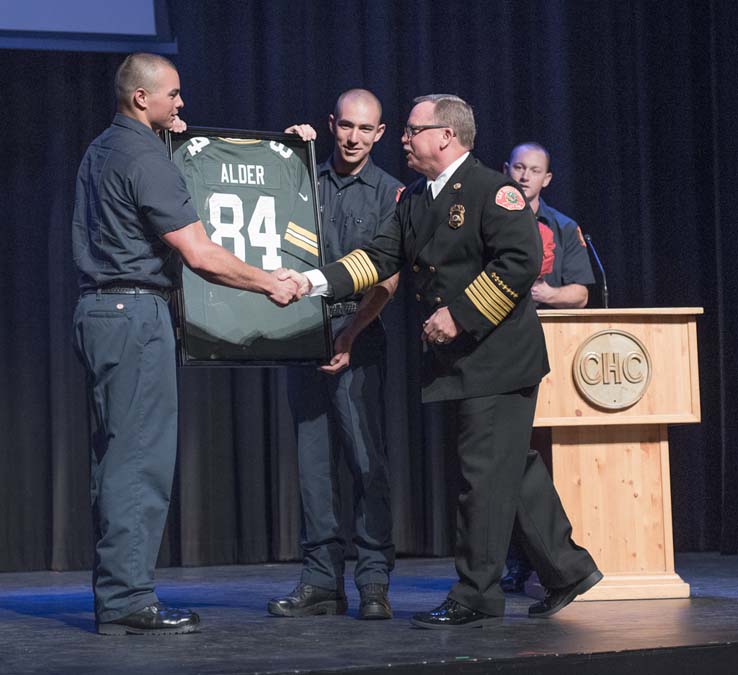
[
  {"x1": 448, "y1": 386, "x2": 597, "y2": 615},
  {"x1": 73, "y1": 292, "x2": 178, "y2": 622},
  {"x1": 287, "y1": 320, "x2": 394, "y2": 590}
]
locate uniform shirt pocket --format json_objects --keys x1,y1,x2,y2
[{"x1": 341, "y1": 215, "x2": 377, "y2": 251}]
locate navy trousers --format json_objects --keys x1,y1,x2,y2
[
  {"x1": 73, "y1": 292, "x2": 178, "y2": 622},
  {"x1": 287, "y1": 319, "x2": 394, "y2": 590},
  {"x1": 448, "y1": 387, "x2": 597, "y2": 615}
]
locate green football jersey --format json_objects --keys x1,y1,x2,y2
[{"x1": 173, "y1": 136, "x2": 327, "y2": 362}]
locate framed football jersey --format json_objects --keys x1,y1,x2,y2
[{"x1": 166, "y1": 127, "x2": 332, "y2": 366}]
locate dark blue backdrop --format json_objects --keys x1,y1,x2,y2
[{"x1": 1, "y1": 0, "x2": 736, "y2": 572}]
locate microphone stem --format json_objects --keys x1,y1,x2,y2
[{"x1": 584, "y1": 234, "x2": 609, "y2": 309}]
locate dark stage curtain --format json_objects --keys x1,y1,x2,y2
[{"x1": 1, "y1": 0, "x2": 736, "y2": 573}]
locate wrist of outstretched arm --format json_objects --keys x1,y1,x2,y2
[{"x1": 245, "y1": 267, "x2": 276, "y2": 295}]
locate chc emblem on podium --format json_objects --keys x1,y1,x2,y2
[{"x1": 572, "y1": 329, "x2": 652, "y2": 410}]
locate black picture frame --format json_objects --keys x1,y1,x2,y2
[{"x1": 166, "y1": 126, "x2": 332, "y2": 367}]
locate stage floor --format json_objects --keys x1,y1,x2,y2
[{"x1": 1, "y1": 553, "x2": 737, "y2": 674}]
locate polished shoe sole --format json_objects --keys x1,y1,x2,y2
[
  {"x1": 267, "y1": 600, "x2": 348, "y2": 617},
  {"x1": 97, "y1": 622, "x2": 200, "y2": 636},
  {"x1": 529, "y1": 569, "x2": 604, "y2": 618},
  {"x1": 409, "y1": 616, "x2": 504, "y2": 630}
]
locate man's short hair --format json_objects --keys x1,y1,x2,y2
[
  {"x1": 509, "y1": 142, "x2": 552, "y2": 172},
  {"x1": 334, "y1": 88, "x2": 383, "y2": 122},
  {"x1": 413, "y1": 94, "x2": 476, "y2": 149},
  {"x1": 115, "y1": 53, "x2": 177, "y2": 105}
]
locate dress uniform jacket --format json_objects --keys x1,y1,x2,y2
[{"x1": 321, "y1": 154, "x2": 550, "y2": 401}]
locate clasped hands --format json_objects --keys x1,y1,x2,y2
[
  {"x1": 422, "y1": 306, "x2": 461, "y2": 345},
  {"x1": 267, "y1": 269, "x2": 312, "y2": 306}
]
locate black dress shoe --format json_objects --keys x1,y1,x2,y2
[
  {"x1": 267, "y1": 583, "x2": 348, "y2": 617},
  {"x1": 528, "y1": 569, "x2": 603, "y2": 618},
  {"x1": 411, "y1": 598, "x2": 503, "y2": 630},
  {"x1": 500, "y1": 565, "x2": 532, "y2": 593},
  {"x1": 96, "y1": 603, "x2": 200, "y2": 636},
  {"x1": 358, "y1": 583, "x2": 392, "y2": 620}
]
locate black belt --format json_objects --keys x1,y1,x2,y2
[
  {"x1": 328, "y1": 301, "x2": 359, "y2": 318},
  {"x1": 86, "y1": 284, "x2": 171, "y2": 301}
]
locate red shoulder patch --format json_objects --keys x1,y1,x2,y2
[
  {"x1": 495, "y1": 186, "x2": 526, "y2": 211},
  {"x1": 395, "y1": 186, "x2": 406, "y2": 202}
]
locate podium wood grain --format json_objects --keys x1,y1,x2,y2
[{"x1": 532, "y1": 308, "x2": 702, "y2": 601}]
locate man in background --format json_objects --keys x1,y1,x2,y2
[
  {"x1": 501, "y1": 142, "x2": 595, "y2": 592},
  {"x1": 504, "y1": 142, "x2": 594, "y2": 309}
]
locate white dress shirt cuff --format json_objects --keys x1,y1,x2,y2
[{"x1": 304, "y1": 269, "x2": 330, "y2": 297}]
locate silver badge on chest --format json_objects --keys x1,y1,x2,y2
[{"x1": 449, "y1": 204, "x2": 465, "y2": 229}]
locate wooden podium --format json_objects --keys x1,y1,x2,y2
[{"x1": 533, "y1": 308, "x2": 702, "y2": 601}]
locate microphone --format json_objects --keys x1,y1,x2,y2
[{"x1": 584, "y1": 234, "x2": 609, "y2": 309}]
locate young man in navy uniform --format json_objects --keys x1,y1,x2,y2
[
  {"x1": 500, "y1": 142, "x2": 596, "y2": 592},
  {"x1": 72, "y1": 53, "x2": 302, "y2": 635},
  {"x1": 268, "y1": 90, "x2": 402, "y2": 620},
  {"x1": 504, "y1": 142, "x2": 594, "y2": 309},
  {"x1": 287, "y1": 94, "x2": 601, "y2": 628}
]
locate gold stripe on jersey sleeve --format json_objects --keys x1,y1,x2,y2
[
  {"x1": 286, "y1": 222, "x2": 318, "y2": 243},
  {"x1": 284, "y1": 233, "x2": 319, "y2": 258},
  {"x1": 285, "y1": 222, "x2": 319, "y2": 257},
  {"x1": 337, "y1": 250, "x2": 379, "y2": 293}
]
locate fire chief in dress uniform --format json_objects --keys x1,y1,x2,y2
[{"x1": 294, "y1": 94, "x2": 601, "y2": 629}]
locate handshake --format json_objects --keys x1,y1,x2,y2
[{"x1": 267, "y1": 268, "x2": 313, "y2": 306}]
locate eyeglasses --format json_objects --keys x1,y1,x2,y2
[{"x1": 403, "y1": 124, "x2": 448, "y2": 138}]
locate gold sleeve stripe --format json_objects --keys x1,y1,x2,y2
[
  {"x1": 337, "y1": 250, "x2": 379, "y2": 293},
  {"x1": 342, "y1": 256, "x2": 372, "y2": 292},
  {"x1": 473, "y1": 274, "x2": 515, "y2": 313},
  {"x1": 354, "y1": 250, "x2": 379, "y2": 287},
  {"x1": 466, "y1": 270, "x2": 519, "y2": 323},
  {"x1": 466, "y1": 285, "x2": 504, "y2": 325},
  {"x1": 286, "y1": 221, "x2": 317, "y2": 243},
  {"x1": 284, "y1": 232, "x2": 319, "y2": 258},
  {"x1": 490, "y1": 271, "x2": 519, "y2": 299},
  {"x1": 466, "y1": 280, "x2": 507, "y2": 325}
]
